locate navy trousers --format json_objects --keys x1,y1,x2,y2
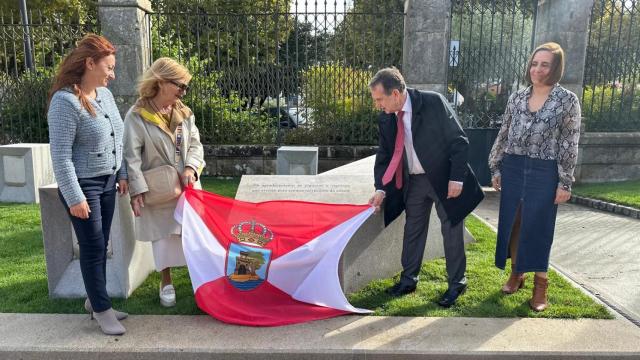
[
  {"x1": 400, "y1": 174, "x2": 467, "y2": 291},
  {"x1": 59, "y1": 175, "x2": 116, "y2": 313}
]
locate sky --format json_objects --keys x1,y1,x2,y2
[{"x1": 289, "y1": 0, "x2": 354, "y2": 14}]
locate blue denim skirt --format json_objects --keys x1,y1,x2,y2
[{"x1": 495, "y1": 154, "x2": 559, "y2": 273}]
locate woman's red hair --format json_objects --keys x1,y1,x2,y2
[{"x1": 48, "y1": 34, "x2": 116, "y2": 117}]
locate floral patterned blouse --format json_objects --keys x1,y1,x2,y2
[{"x1": 488, "y1": 84, "x2": 581, "y2": 191}]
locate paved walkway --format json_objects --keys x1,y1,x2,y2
[
  {"x1": 474, "y1": 188, "x2": 640, "y2": 324},
  {"x1": 2, "y1": 313, "x2": 640, "y2": 359}
]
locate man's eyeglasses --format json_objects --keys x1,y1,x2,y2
[{"x1": 169, "y1": 80, "x2": 190, "y2": 93}]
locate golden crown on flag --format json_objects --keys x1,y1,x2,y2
[{"x1": 231, "y1": 220, "x2": 274, "y2": 247}]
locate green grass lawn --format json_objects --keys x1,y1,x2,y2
[
  {"x1": 573, "y1": 180, "x2": 640, "y2": 209},
  {"x1": 0, "y1": 177, "x2": 611, "y2": 319}
]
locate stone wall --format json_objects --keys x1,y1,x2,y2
[
  {"x1": 202, "y1": 145, "x2": 377, "y2": 177},
  {"x1": 576, "y1": 132, "x2": 640, "y2": 183}
]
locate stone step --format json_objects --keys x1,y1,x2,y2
[{"x1": 1, "y1": 314, "x2": 639, "y2": 359}]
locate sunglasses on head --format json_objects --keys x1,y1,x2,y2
[{"x1": 169, "y1": 80, "x2": 190, "y2": 93}]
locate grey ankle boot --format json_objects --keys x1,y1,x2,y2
[
  {"x1": 85, "y1": 299, "x2": 128, "y2": 320},
  {"x1": 93, "y1": 308, "x2": 126, "y2": 335}
]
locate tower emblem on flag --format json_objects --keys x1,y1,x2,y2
[
  {"x1": 226, "y1": 243, "x2": 271, "y2": 291},
  {"x1": 231, "y1": 220, "x2": 274, "y2": 247}
]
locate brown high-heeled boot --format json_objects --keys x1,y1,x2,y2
[
  {"x1": 529, "y1": 275, "x2": 548, "y2": 312},
  {"x1": 502, "y1": 264, "x2": 526, "y2": 294}
]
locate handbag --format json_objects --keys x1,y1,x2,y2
[
  {"x1": 142, "y1": 164, "x2": 182, "y2": 206},
  {"x1": 137, "y1": 110, "x2": 188, "y2": 206}
]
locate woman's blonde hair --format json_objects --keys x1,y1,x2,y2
[{"x1": 137, "y1": 57, "x2": 192, "y2": 100}]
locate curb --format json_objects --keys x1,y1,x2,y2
[{"x1": 569, "y1": 195, "x2": 640, "y2": 220}]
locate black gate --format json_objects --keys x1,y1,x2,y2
[
  {"x1": 145, "y1": 0, "x2": 405, "y2": 146},
  {"x1": 447, "y1": 0, "x2": 537, "y2": 185},
  {"x1": 582, "y1": 0, "x2": 640, "y2": 132},
  {"x1": 0, "y1": 6, "x2": 99, "y2": 144}
]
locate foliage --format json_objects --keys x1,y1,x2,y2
[
  {"x1": 581, "y1": 0, "x2": 640, "y2": 132},
  {"x1": 279, "y1": 20, "x2": 330, "y2": 69},
  {"x1": 0, "y1": 69, "x2": 53, "y2": 144},
  {"x1": 0, "y1": 0, "x2": 93, "y2": 18},
  {"x1": 573, "y1": 180, "x2": 640, "y2": 209},
  {"x1": 582, "y1": 84, "x2": 640, "y2": 131},
  {"x1": 331, "y1": 0, "x2": 404, "y2": 69},
  {"x1": 0, "y1": 0, "x2": 98, "y2": 75},
  {"x1": 583, "y1": 0, "x2": 640, "y2": 85},
  {"x1": 149, "y1": 0, "x2": 293, "y2": 66},
  {"x1": 287, "y1": 64, "x2": 377, "y2": 145},
  {"x1": 182, "y1": 65, "x2": 278, "y2": 144}
]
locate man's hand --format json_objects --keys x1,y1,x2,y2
[
  {"x1": 492, "y1": 176, "x2": 501, "y2": 192},
  {"x1": 554, "y1": 188, "x2": 571, "y2": 204},
  {"x1": 130, "y1": 194, "x2": 145, "y2": 217},
  {"x1": 368, "y1": 191, "x2": 385, "y2": 213},
  {"x1": 69, "y1": 200, "x2": 91, "y2": 219},
  {"x1": 447, "y1": 181, "x2": 463, "y2": 199},
  {"x1": 117, "y1": 179, "x2": 129, "y2": 196},
  {"x1": 182, "y1": 167, "x2": 197, "y2": 187}
]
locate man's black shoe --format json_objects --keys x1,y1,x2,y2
[
  {"x1": 386, "y1": 282, "x2": 417, "y2": 297},
  {"x1": 437, "y1": 284, "x2": 467, "y2": 307}
]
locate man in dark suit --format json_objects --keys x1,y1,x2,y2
[{"x1": 368, "y1": 67, "x2": 484, "y2": 307}]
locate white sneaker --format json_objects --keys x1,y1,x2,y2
[{"x1": 159, "y1": 284, "x2": 176, "y2": 307}]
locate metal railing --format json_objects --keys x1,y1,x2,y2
[
  {"x1": 145, "y1": 0, "x2": 405, "y2": 145},
  {"x1": 0, "y1": 7, "x2": 99, "y2": 144},
  {"x1": 583, "y1": 0, "x2": 640, "y2": 132},
  {"x1": 447, "y1": 0, "x2": 537, "y2": 129}
]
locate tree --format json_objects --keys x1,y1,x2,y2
[
  {"x1": 150, "y1": 0, "x2": 293, "y2": 66},
  {"x1": 582, "y1": 0, "x2": 640, "y2": 131},
  {"x1": 330, "y1": 0, "x2": 404, "y2": 69},
  {"x1": 0, "y1": 0, "x2": 97, "y2": 75}
]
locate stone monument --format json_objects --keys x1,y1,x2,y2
[
  {"x1": 236, "y1": 155, "x2": 474, "y2": 293},
  {"x1": 0, "y1": 143, "x2": 55, "y2": 203},
  {"x1": 39, "y1": 184, "x2": 155, "y2": 298}
]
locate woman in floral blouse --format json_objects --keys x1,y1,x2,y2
[{"x1": 488, "y1": 42, "x2": 581, "y2": 312}]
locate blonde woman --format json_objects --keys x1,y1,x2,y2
[{"x1": 123, "y1": 57, "x2": 205, "y2": 307}]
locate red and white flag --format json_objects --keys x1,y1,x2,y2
[{"x1": 174, "y1": 187, "x2": 374, "y2": 326}]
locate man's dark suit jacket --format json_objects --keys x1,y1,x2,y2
[{"x1": 374, "y1": 88, "x2": 484, "y2": 226}]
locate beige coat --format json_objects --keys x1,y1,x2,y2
[{"x1": 123, "y1": 101, "x2": 205, "y2": 242}]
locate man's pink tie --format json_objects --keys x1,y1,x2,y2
[{"x1": 382, "y1": 111, "x2": 405, "y2": 189}]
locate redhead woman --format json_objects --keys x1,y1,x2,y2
[
  {"x1": 488, "y1": 42, "x2": 581, "y2": 311},
  {"x1": 123, "y1": 57, "x2": 205, "y2": 307},
  {"x1": 48, "y1": 34, "x2": 129, "y2": 335}
]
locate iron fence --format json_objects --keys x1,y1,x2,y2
[
  {"x1": 145, "y1": 0, "x2": 404, "y2": 145},
  {"x1": 0, "y1": 7, "x2": 99, "y2": 144},
  {"x1": 447, "y1": 0, "x2": 537, "y2": 128},
  {"x1": 583, "y1": 0, "x2": 640, "y2": 132}
]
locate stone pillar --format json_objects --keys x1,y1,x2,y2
[
  {"x1": 98, "y1": 0, "x2": 152, "y2": 115},
  {"x1": 534, "y1": 0, "x2": 594, "y2": 98},
  {"x1": 402, "y1": 0, "x2": 450, "y2": 94}
]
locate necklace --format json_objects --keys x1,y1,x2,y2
[{"x1": 150, "y1": 98, "x2": 172, "y2": 116}]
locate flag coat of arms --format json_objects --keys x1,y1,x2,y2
[{"x1": 174, "y1": 187, "x2": 374, "y2": 326}]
